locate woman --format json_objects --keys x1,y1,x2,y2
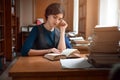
[{"x1": 21, "y1": 3, "x2": 72, "y2": 56}]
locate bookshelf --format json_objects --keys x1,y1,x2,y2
[
  {"x1": 0, "y1": 0, "x2": 6, "y2": 70},
  {"x1": 11, "y1": 0, "x2": 17, "y2": 57},
  {"x1": 5, "y1": 0, "x2": 17, "y2": 61}
]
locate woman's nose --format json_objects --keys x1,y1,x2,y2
[{"x1": 55, "y1": 19, "x2": 59, "y2": 24}]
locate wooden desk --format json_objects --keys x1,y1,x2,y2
[{"x1": 9, "y1": 56, "x2": 110, "y2": 80}]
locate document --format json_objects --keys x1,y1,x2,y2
[{"x1": 60, "y1": 58, "x2": 92, "y2": 68}]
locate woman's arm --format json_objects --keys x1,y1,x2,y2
[
  {"x1": 57, "y1": 20, "x2": 68, "y2": 51},
  {"x1": 21, "y1": 26, "x2": 38, "y2": 56},
  {"x1": 21, "y1": 26, "x2": 60, "y2": 56},
  {"x1": 28, "y1": 48, "x2": 60, "y2": 56}
]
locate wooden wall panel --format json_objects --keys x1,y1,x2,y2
[
  {"x1": 34, "y1": 0, "x2": 61, "y2": 22},
  {"x1": 78, "y1": 0, "x2": 98, "y2": 39},
  {"x1": 63, "y1": 0, "x2": 73, "y2": 32}
]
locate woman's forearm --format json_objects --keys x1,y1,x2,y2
[
  {"x1": 57, "y1": 32, "x2": 66, "y2": 51},
  {"x1": 28, "y1": 49, "x2": 50, "y2": 56},
  {"x1": 28, "y1": 48, "x2": 61, "y2": 56},
  {"x1": 57, "y1": 20, "x2": 67, "y2": 51}
]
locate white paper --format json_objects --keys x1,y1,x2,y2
[
  {"x1": 60, "y1": 58, "x2": 92, "y2": 68},
  {"x1": 69, "y1": 37, "x2": 85, "y2": 41}
]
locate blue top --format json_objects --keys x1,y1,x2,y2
[{"x1": 21, "y1": 24, "x2": 72, "y2": 56}]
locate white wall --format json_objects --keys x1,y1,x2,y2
[{"x1": 20, "y1": 0, "x2": 33, "y2": 26}]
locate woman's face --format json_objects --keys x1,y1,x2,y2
[{"x1": 47, "y1": 13, "x2": 63, "y2": 28}]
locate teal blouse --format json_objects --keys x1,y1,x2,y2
[{"x1": 21, "y1": 24, "x2": 72, "y2": 56}]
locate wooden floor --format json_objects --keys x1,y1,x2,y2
[{"x1": 0, "y1": 58, "x2": 18, "y2": 80}]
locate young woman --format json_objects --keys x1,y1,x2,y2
[{"x1": 21, "y1": 3, "x2": 72, "y2": 56}]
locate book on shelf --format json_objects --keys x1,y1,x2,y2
[{"x1": 44, "y1": 49, "x2": 80, "y2": 61}]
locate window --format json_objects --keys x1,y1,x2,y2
[
  {"x1": 118, "y1": 0, "x2": 120, "y2": 30},
  {"x1": 98, "y1": 0, "x2": 120, "y2": 27},
  {"x1": 73, "y1": 0, "x2": 79, "y2": 34}
]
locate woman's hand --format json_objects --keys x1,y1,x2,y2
[
  {"x1": 58, "y1": 20, "x2": 68, "y2": 33},
  {"x1": 49, "y1": 48, "x2": 61, "y2": 54}
]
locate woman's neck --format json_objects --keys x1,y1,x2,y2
[{"x1": 44, "y1": 22, "x2": 54, "y2": 31}]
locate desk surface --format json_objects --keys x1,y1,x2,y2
[{"x1": 9, "y1": 56, "x2": 110, "y2": 78}]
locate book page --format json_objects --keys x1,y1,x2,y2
[
  {"x1": 61, "y1": 49, "x2": 79, "y2": 56},
  {"x1": 60, "y1": 58, "x2": 92, "y2": 68}
]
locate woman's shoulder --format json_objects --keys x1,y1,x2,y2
[
  {"x1": 36, "y1": 24, "x2": 45, "y2": 29},
  {"x1": 31, "y1": 24, "x2": 44, "y2": 31}
]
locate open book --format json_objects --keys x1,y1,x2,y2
[{"x1": 44, "y1": 49, "x2": 80, "y2": 61}]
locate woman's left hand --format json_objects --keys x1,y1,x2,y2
[{"x1": 58, "y1": 20, "x2": 68, "y2": 32}]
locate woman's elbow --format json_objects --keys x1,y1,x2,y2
[{"x1": 21, "y1": 48, "x2": 29, "y2": 56}]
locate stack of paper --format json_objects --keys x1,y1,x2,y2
[
  {"x1": 60, "y1": 58, "x2": 92, "y2": 69},
  {"x1": 69, "y1": 37, "x2": 85, "y2": 41}
]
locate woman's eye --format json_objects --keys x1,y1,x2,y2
[
  {"x1": 53, "y1": 16, "x2": 57, "y2": 19},
  {"x1": 53, "y1": 15, "x2": 63, "y2": 21},
  {"x1": 59, "y1": 18, "x2": 62, "y2": 21}
]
